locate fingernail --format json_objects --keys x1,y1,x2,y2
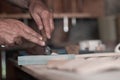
[
  {"x1": 47, "y1": 34, "x2": 51, "y2": 39},
  {"x1": 41, "y1": 42, "x2": 45, "y2": 46},
  {"x1": 39, "y1": 26, "x2": 43, "y2": 30},
  {"x1": 39, "y1": 37, "x2": 43, "y2": 40},
  {"x1": 47, "y1": 33, "x2": 51, "y2": 39}
]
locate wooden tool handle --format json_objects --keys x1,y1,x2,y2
[{"x1": 41, "y1": 29, "x2": 47, "y2": 42}]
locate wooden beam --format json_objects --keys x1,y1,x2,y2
[
  {"x1": 0, "y1": 13, "x2": 95, "y2": 19},
  {"x1": 76, "y1": 52, "x2": 120, "y2": 58},
  {"x1": 18, "y1": 55, "x2": 75, "y2": 65}
]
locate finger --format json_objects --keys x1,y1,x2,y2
[
  {"x1": 31, "y1": 13, "x2": 43, "y2": 30},
  {"x1": 22, "y1": 32, "x2": 45, "y2": 46},
  {"x1": 41, "y1": 13, "x2": 51, "y2": 39},
  {"x1": 50, "y1": 16, "x2": 54, "y2": 32},
  {"x1": 17, "y1": 22, "x2": 45, "y2": 45},
  {"x1": 22, "y1": 24, "x2": 43, "y2": 40},
  {"x1": 21, "y1": 27, "x2": 45, "y2": 46}
]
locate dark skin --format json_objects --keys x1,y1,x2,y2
[{"x1": 0, "y1": 0, "x2": 54, "y2": 46}]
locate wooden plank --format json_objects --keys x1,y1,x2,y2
[
  {"x1": 18, "y1": 53, "x2": 120, "y2": 65},
  {"x1": 83, "y1": 0, "x2": 105, "y2": 16},
  {"x1": 15, "y1": 53, "x2": 120, "y2": 80},
  {"x1": 71, "y1": 0, "x2": 77, "y2": 12},
  {"x1": 19, "y1": 53, "x2": 120, "y2": 80},
  {"x1": 20, "y1": 65, "x2": 81, "y2": 80},
  {"x1": 75, "y1": 52, "x2": 120, "y2": 58},
  {"x1": 76, "y1": 0, "x2": 84, "y2": 12},
  {"x1": 46, "y1": 53, "x2": 120, "y2": 75},
  {"x1": 0, "y1": 13, "x2": 95, "y2": 19},
  {"x1": 9, "y1": 58, "x2": 81, "y2": 80},
  {"x1": 52, "y1": 0, "x2": 63, "y2": 13},
  {"x1": 18, "y1": 55, "x2": 75, "y2": 65}
]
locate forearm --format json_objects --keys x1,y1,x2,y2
[{"x1": 8, "y1": 0, "x2": 43, "y2": 9}]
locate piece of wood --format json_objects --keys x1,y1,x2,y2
[
  {"x1": 15, "y1": 53, "x2": 120, "y2": 80},
  {"x1": 18, "y1": 53, "x2": 120, "y2": 65},
  {"x1": 71, "y1": 0, "x2": 77, "y2": 12},
  {"x1": 75, "y1": 57, "x2": 120, "y2": 75},
  {"x1": 52, "y1": 0, "x2": 63, "y2": 13},
  {"x1": 76, "y1": 0, "x2": 84, "y2": 12},
  {"x1": 47, "y1": 53, "x2": 120, "y2": 71},
  {"x1": 65, "y1": 44, "x2": 80, "y2": 54},
  {"x1": 15, "y1": 59, "x2": 120, "y2": 80},
  {"x1": 75, "y1": 53, "x2": 120, "y2": 58},
  {"x1": 18, "y1": 55, "x2": 75, "y2": 65},
  {"x1": 83, "y1": 0, "x2": 104, "y2": 17},
  {"x1": 0, "y1": 13, "x2": 95, "y2": 19},
  {"x1": 20, "y1": 65, "x2": 81, "y2": 80},
  {"x1": 47, "y1": 60, "x2": 69, "y2": 69},
  {"x1": 47, "y1": 58, "x2": 86, "y2": 71},
  {"x1": 47, "y1": 53, "x2": 120, "y2": 75},
  {"x1": 63, "y1": 0, "x2": 72, "y2": 12},
  {"x1": 45, "y1": 0, "x2": 53, "y2": 11}
]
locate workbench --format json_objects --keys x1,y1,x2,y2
[
  {"x1": 9, "y1": 53, "x2": 120, "y2": 80},
  {"x1": 9, "y1": 55, "x2": 81, "y2": 80},
  {"x1": 19, "y1": 65, "x2": 81, "y2": 80}
]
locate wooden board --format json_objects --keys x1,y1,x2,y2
[
  {"x1": 20, "y1": 65, "x2": 81, "y2": 80},
  {"x1": 0, "y1": 13, "x2": 95, "y2": 19},
  {"x1": 18, "y1": 55, "x2": 75, "y2": 65},
  {"x1": 17, "y1": 53, "x2": 120, "y2": 80},
  {"x1": 13, "y1": 53, "x2": 120, "y2": 80},
  {"x1": 18, "y1": 53, "x2": 120, "y2": 65}
]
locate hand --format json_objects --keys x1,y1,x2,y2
[
  {"x1": 29, "y1": 0, "x2": 54, "y2": 39},
  {"x1": 0, "y1": 19, "x2": 45, "y2": 47}
]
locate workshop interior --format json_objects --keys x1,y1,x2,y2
[{"x1": 0, "y1": 0, "x2": 120, "y2": 80}]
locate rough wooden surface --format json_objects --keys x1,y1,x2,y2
[
  {"x1": 20, "y1": 65, "x2": 81, "y2": 80},
  {"x1": 18, "y1": 53, "x2": 120, "y2": 80},
  {"x1": 47, "y1": 53, "x2": 120, "y2": 75}
]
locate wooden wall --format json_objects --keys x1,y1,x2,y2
[
  {"x1": 0, "y1": 0, "x2": 104, "y2": 17},
  {"x1": 0, "y1": 0, "x2": 23, "y2": 13},
  {"x1": 45, "y1": 0, "x2": 104, "y2": 16}
]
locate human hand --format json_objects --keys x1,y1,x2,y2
[
  {"x1": 29, "y1": 0, "x2": 54, "y2": 39},
  {"x1": 0, "y1": 19, "x2": 45, "y2": 47}
]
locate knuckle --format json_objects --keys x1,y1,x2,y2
[
  {"x1": 49, "y1": 12, "x2": 53, "y2": 17},
  {"x1": 14, "y1": 37, "x2": 22, "y2": 43},
  {"x1": 8, "y1": 40, "x2": 14, "y2": 44},
  {"x1": 41, "y1": 10, "x2": 50, "y2": 18},
  {"x1": 26, "y1": 35, "x2": 31, "y2": 40},
  {"x1": 32, "y1": 13, "x2": 37, "y2": 17},
  {"x1": 43, "y1": 10, "x2": 50, "y2": 14}
]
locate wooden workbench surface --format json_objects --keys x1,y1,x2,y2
[
  {"x1": 17, "y1": 53, "x2": 120, "y2": 80},
  {"x1": 20, "y1": 65, "x2": 81, "y2": 80}
]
